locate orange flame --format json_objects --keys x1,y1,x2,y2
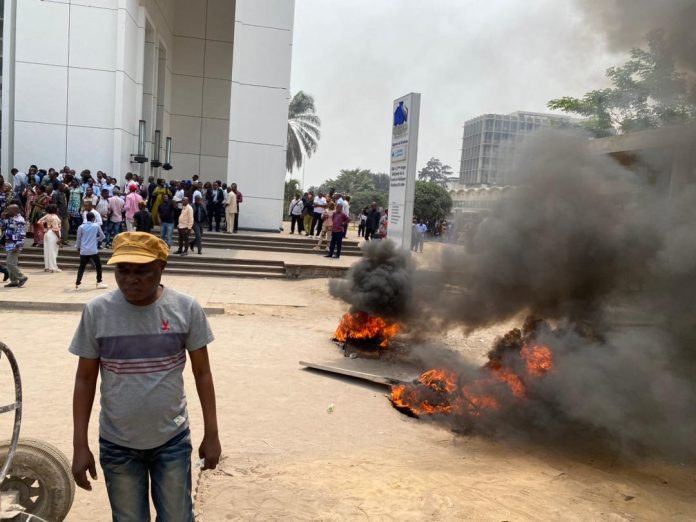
[
  {"x1": 521, "y1": 344, "x2": 553, "y2": 377},
  {"x1": 390, "y1": 342, "x2": 554, "y2": 418},
  {"x1": 334, "y1": 312, "x2": 401, "y2": 348}
]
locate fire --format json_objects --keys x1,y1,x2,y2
[
  {"x1": 521, "y1": 344, "x2": 553, "y2": 377},
  {"x1": 334, "y1": 312, "x2": 401, "y2": 348},
  {"x1": 391, "y1": 369, "x2": 461, "y2": 416},
  {"x1": 390, "y1": 334, "x2": 555, "y2": 419}
]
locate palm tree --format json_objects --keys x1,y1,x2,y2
[{"x1": 286, "y1": 91, "x2": 321, "y2": 172}]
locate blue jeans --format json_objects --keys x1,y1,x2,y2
[
  {"x1": 160, "y1": 222, "x2": 174, "y2": 246},
  {"x1": 105, "y1": 221, "x2": 121, "y2": 246},
  {"x1": 99, "y1": 428, "x2": 193, "y2": 522}
]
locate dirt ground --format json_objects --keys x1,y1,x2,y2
[{"x1": 0, "y1": 276, "x2": 695, "y2": 521}]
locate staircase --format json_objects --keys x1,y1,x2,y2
[
  {"x1": 172, "y1": 231, "x2": 363, "y2": 257},
  {"x1": 3, "y1": 248, "x2": 288, "y2": 279}
]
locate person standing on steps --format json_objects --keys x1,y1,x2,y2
[
  {"x1": 37, "y1": 204, "x2": 62, "y2": 272},
  {"x1": 0, "y1": 204, "x2": 29, "y2": 288},
  {"x1": 106, "y1": 188, "x2": 125, "y2": 248},
  {"x1": 231, "y1": 183, "x2": 242, "y2": 233},
  {"x1": 124, "y1": 185, "x2": 144, "y2": 232},
  {"x1": 288, "y1": 193, "x2": 304, "y2": 234},
  {"x1": 224, "y1": 186, "x2": 237, "y2": 234},
  {"x1": 158, "y1": 194, "x2": 175, "y2": 248},
  {"x1": 190, "y1": 195, "x2": 208, "y2": 255},
  {"x1": 134, "y1": 201, "x2": 154, "y2": 234},
  {"x1": 176, "y1": 197, "x2": 193, "y2": 256},
  {"x1": 70, "y1": 232, "x2": 220, "y2": 520},
  {"x1": 325, "y1": 202, "x2": 350, "y2": 259},
  {"x1": 365, "y1": 202, "x2": 380, "y2": 241},
  {"x1": 210, "y1": 182, "x2": 225, "y2": 232},
  {"x1": 75, "y1": 211, "x2": 107, "y2": 290},
  {"x1": 310, "y1": 191, "x2": 327, "y2": 238}
]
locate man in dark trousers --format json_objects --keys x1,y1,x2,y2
[
  {"x1": 70, "y1": 232, "x2": 220, "y2": 520},
  {"x1": 189, "y1": 195, "x2": 208, "y2": 255},
  {"x1": 364, "y1": 202, "x2": 381, "y2": 241},
  {"x1": 75, "y1": 211, "x2": 107, "y2": 290},
  {"x1": 231, "y1": 183, "x2": 242, "y2": 232},
  {"x1": 210, "y1": 182, "x2": 225, "y2": 232},
  {"x1": 325, "y1": 203, "x2": 350, "y2": 259}
]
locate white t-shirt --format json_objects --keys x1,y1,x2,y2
[
  {"x1": 313, "y1": 196, "x2": 327, "y2": 214},
  {"x1": 342, "y1": 202, "x2": 350, "y2": 217},
  {"x1": 82, "y1": 209, "x2": 103, "y2": 226}
]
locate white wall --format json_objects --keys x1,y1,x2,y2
[
  {"x1": 170, "y1": 0, "x2": 235, "y2": 181},
  {"x1": 5, "y1": 0, "x2": 175, "y2": 182},
  {"x1": 228, "y1": 0, "x2": 295, "y2": 231}
]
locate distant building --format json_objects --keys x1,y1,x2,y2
[
  {"x1": 459, "y1": 111, "x2": 581, "y2": 185},
  {"x1": 447, "y1": 181, "x2": 514, "y2": 217}
]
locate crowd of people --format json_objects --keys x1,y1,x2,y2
[
  {"x1": 288, "y1": 189, "x2": 389, "y2": 258},
  {"x1": 0, "y1": 166, "x2": 244, "y2": 288}
]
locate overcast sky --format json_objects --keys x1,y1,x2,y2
[{"x1": 289, "y1": 0, "x2": 626, "y2": 189}]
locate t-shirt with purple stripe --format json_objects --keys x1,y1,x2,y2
[{"x1": 69, "y1": 287, "x2": 214, "y2": 450}]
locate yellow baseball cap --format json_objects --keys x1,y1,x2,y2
[{"x1": 107, "y1": 232, "x2": 170, "y2": 265}]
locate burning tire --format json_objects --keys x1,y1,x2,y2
[{"x1": 0, "y1": 438, "x2": 75, "y2": 521}]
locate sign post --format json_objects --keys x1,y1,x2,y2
[{"x1": 388, "y1": 93, "x2": 421, "y2": 250}]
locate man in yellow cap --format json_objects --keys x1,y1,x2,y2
[{"x1": 69, "y1": 232, "x2": 221, "y2": 520}]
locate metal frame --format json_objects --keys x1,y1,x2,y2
[{"x1": 0, "y1": 342, "x2": 23, "y2": 486}]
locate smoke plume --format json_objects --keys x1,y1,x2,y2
[
  {"x1": 331, "y1": 129, "x2": 696, "y2": 459},
  {"x1": 576, "y1": 0, "x2": 696, "y2": 73},
  {"x1": 330, "y1": 1, "x2": 696, "y2": 458}
]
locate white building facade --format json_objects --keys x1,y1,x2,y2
[{"x1": 1, "y1": 0, "x2": 295, "y2": 231}]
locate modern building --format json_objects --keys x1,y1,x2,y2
[
  {"x1": 459, "y1": 111, "x2": 580, "y2": 185},
  {"x1": 1, "y1": 0, "x2": 295, "y2": 231},
  {"x1": 447, "y1": 181, "x2": 514, "y2": 217}
]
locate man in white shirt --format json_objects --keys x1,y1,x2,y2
[
  {"x1": 82, "y1": 200, "x2": 103, "y2": 226},
  {"x1": 341, "y1": 195, "x2": 351, "y2": 237},
  {"x1": 413, "y1": 220, "x2": 427, "y2": 253},
  {"x1": 310, "y1": 192, "x2": 327, "y2": 237},
  {"x1": 102, "y1": 180, "x2": 115, "y2": 197}
]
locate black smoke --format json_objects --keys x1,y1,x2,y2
[{"x1": 329, "y1": 129, "x2": 696, "y2": 459}]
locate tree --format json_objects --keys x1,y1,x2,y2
[
  {"x1": 284, "y1": 178, "x2": 301, "y2": 214},
  {"x1": 414, "y1": 181, "x2": 453, "y2": 224},
  {"x1": 286, "y1": 92, "x2": 321, "y2": 172},
  {"x1": 319, "y1": 169, "x2": 376, "y2": 195},
  {"x1": 349, "y1": 191, "x2": 388, "y2": 217},
  {"x1": 418, "y1": 157, "x2": 453, "y2": 186},
  {"x1": 371, "y1": 173, "x2": 390, "y2": 192},
  {"x1": 548, "y1": 32, "x2": 696, "y2": 136}
]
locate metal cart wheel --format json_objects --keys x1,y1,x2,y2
[{"x1": 0, "y1": 342, "x2": 75, "y2": 521}]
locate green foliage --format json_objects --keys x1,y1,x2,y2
[
  {"x1": 371, "y1": 173, "x2": 391, "y2": 192},
  {"x1": 284, "y1": 178, "x2": 301, "y2": 213},
  {"x1": 316, "y1": 169, "x2": 389, "y2": 196},
  {"x1": 548, "y1": 32, "x2": 696, "y2": 136},
  {"x1": 414, "y1": 181, "x2": 452, "y2": 223},
  {"x1": 287, "y1": 91, "x2": 322, "y2": 172},
  {"x1": 310, "y1": 170, "x2": 392, "y2": 217},
  {"x1": 418, "y1": 157, "x2": 453, "y2": 186},
  {"x1": 349, "y1": 191, "x2": 388, "y2": 217}
]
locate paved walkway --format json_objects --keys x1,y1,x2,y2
[
  {"x1": 198, "y1": 246, "x2": 358, "y2": 268},
  {"x1": 0, "y1": 269, "x2": 317, "y2": 309}
]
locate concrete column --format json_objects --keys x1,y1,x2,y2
[{"x1": 227, "y1": 0, "x2": 295, "y2": 231}]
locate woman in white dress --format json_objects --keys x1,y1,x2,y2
[{"x1": 37, "y1": 204, "x2": 62, "y2": 272}]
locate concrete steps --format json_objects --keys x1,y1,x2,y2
[
  {"x1": 171, "y1": 231, "x2": 364, "y2": 257},
  {"x1": 2, "y1": 248, "x2": 287, "y2": 279}
]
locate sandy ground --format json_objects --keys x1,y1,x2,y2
[{"x1": 0, "y1": 275, "x2": 694, "y2": 521}]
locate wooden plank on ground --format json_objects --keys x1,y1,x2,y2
[{"x1": 299, "y1": 360, "x2": 408, "y2": 387}]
